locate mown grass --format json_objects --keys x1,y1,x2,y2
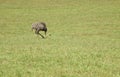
[{"x1": 0, "y1": 0, "x2": 120, "y2": 77}]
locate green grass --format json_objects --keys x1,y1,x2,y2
[{"x1": 0, "y1": 0, "x2": 120, "y2": 77}]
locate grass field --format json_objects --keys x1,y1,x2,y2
[{"x1": 0, "y1": 0, "x2": 120, "y2": 77}]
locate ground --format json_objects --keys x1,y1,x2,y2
[{"x1": 0, "y1": 0, "x2": 120, "y2": 77}]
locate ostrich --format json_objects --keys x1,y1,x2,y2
[{"x1": 32, "y1": 22, "x2": 47, "y2": 38}]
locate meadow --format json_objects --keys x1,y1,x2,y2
[{"x1": 0, "y1": 0, "x2": 120, "y2": 77}]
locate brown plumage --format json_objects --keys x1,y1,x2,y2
[{"x1": 32, "y1": 22, "x2": 47, "y2": 38}]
